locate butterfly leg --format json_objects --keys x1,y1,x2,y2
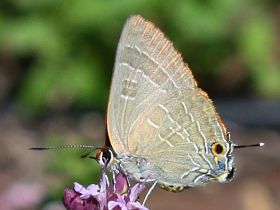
[{"x1": 143, "y1": 181, "x2": 158, "y2": 205}]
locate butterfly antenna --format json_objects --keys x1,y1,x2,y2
[
  {"x1": 29, "y1": 145, "x2": 99, "y2": 151},
  {"x1": 234, "y1": 142, "x2": 264, "y2": 149}
]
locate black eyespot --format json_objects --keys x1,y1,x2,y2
[
  {"x1": 215, "y1": 144, "x2": 223, "y2": 154},
  {"x1": 211, "y1": 143, "x2": 225, "y2": 155}
]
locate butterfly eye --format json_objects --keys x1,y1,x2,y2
[
  {"x1": 96, "y1": 147, "x2": 113, "y2": 167},
  {"x1": 102, "y1": 148, "x2": 113, "y2": 163},
  {"x1": 211, "y1": 143, "x2": 225, "y2": 156}
]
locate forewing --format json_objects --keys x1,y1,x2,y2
[{"x1": 107, "y1": 15, "x2": 197, "y2": 154}]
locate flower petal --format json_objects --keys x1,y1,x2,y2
[
  {"x1": 63, "y1": 188, "x2": 96, "y2": 210},
  {"x1": 74, "y1": 183, "x2": 91, "y2": 199},
  {"x1": 65, "y1": 171, "x2": 149, "y2": 210},
  {"x1": 114, "y1": 172, "x2": 129, "y2": 195},
  {"x1": 108, "y1": 198, "x2": 129, "y2": 210},
  {"x1": 87, "y1": 184, "x2": 100, "y2": 196},
  {"x1": 63, "y1": 188, "x2": 100, "y2": 210},
  {"x1": 128, "y1": 183, "x2": 145, "y2": 202},
  {"x1": 108, "y1": 201, "x2": 122, "y2": 210},
  {"x1": 74, "y1": 182, "x2": 86, "y2": 194}
]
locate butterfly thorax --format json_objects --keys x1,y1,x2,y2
[
  {"x1": 116, "y1": 154, "x2": 159, "y2": 183},
  {"x1": 96, "y1": 147, "x2": 157, "y2": 182}
]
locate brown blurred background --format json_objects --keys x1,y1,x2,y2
[{"x1": 0, "y1": 1, "x2": 279, "y2": 210}]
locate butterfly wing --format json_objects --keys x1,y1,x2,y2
[
  {"x1": 107, "y1": 15, "x2": 197, "y2": 154},
  {"x1": 107, "y1": 15, "x2": 231, "y2": 187},
  {"x1": 126, "y1": 88, "x2": 230, "y2": 187}
]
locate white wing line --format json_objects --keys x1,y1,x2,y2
[
  {"x1": 193, "y1": 173, "x2": 208, "y2": 184},
  {"x1": 147, "y1": 118, "x2": 159, "y2": 129},
  {"x1": 120, "y1": 61, "x2": 166, "y2": 93},
  {"x1": 180, "y1": 167, "x2": 200, "y2": 180},
  {"x1": 120, "y1": 94, "x2": 136, "y2": 101},
  {"x1": 188, "y1": 154, "x2": 201, "y2": 168},
  {"x1": 120, "y1": 95, "x2": 128, "y2": 148},
  {"x1": 175, "y1": 130, "x2": 185, "y2": 140},
  {"x1": 123, "y1": 45, "x2": 160, "y2": 89},
  {"x1": 182, "y1": 129, "x2": 200, "y2": 153},
  {"x1": 181, "y1": 101, "x2": 195, "y2": 122},
  {"x1": 182, "y1": 128, "x2": 191, "y2": 143},
  {"x1": 126, "y1": 45, "x2": 179, "y2": 89},
  {"x1": 141, "y1": 48, "x2": 179, "y2": 89},
  {"x1": 196, "y1": 121, "x2": 208, "y2": 154},
  {"x1": 200, "y1": 154, "x2": 214, "y2": 170},
  {"x1": 158, "y1": 134, "x2": 174, "y2": 147}
]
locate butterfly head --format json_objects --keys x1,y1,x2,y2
[{"x1": 95, "y1": 147, "x2": 118, "y2": 169}]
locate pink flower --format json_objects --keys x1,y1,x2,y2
[
  {"x1": 63, "y1": 171, "x2": 149, "y2": 210},
  {"x1": 108, "y1": 183, "x2": 148, "y2": 210},
  {"x1": 63, "y1": 188, "x2": 98, "y2": 210}
]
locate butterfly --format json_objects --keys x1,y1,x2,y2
[
  {"x1": 101, "y1": 14, "x2": 236, "y2": 193},
  {"x1": 31, "y1": 15, "x2": 263, "y2": 201}
]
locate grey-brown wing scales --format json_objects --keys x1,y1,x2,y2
[
  {"x1": 107, "y1": 15, "x2": 197, "y2": 154},
  {"x1": 126, "y1": 89, "x2": 229, "y2": 187}
]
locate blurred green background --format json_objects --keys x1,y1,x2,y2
[{"x1": 0, "y1": 1, "x2": 279, "y2": 210}]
